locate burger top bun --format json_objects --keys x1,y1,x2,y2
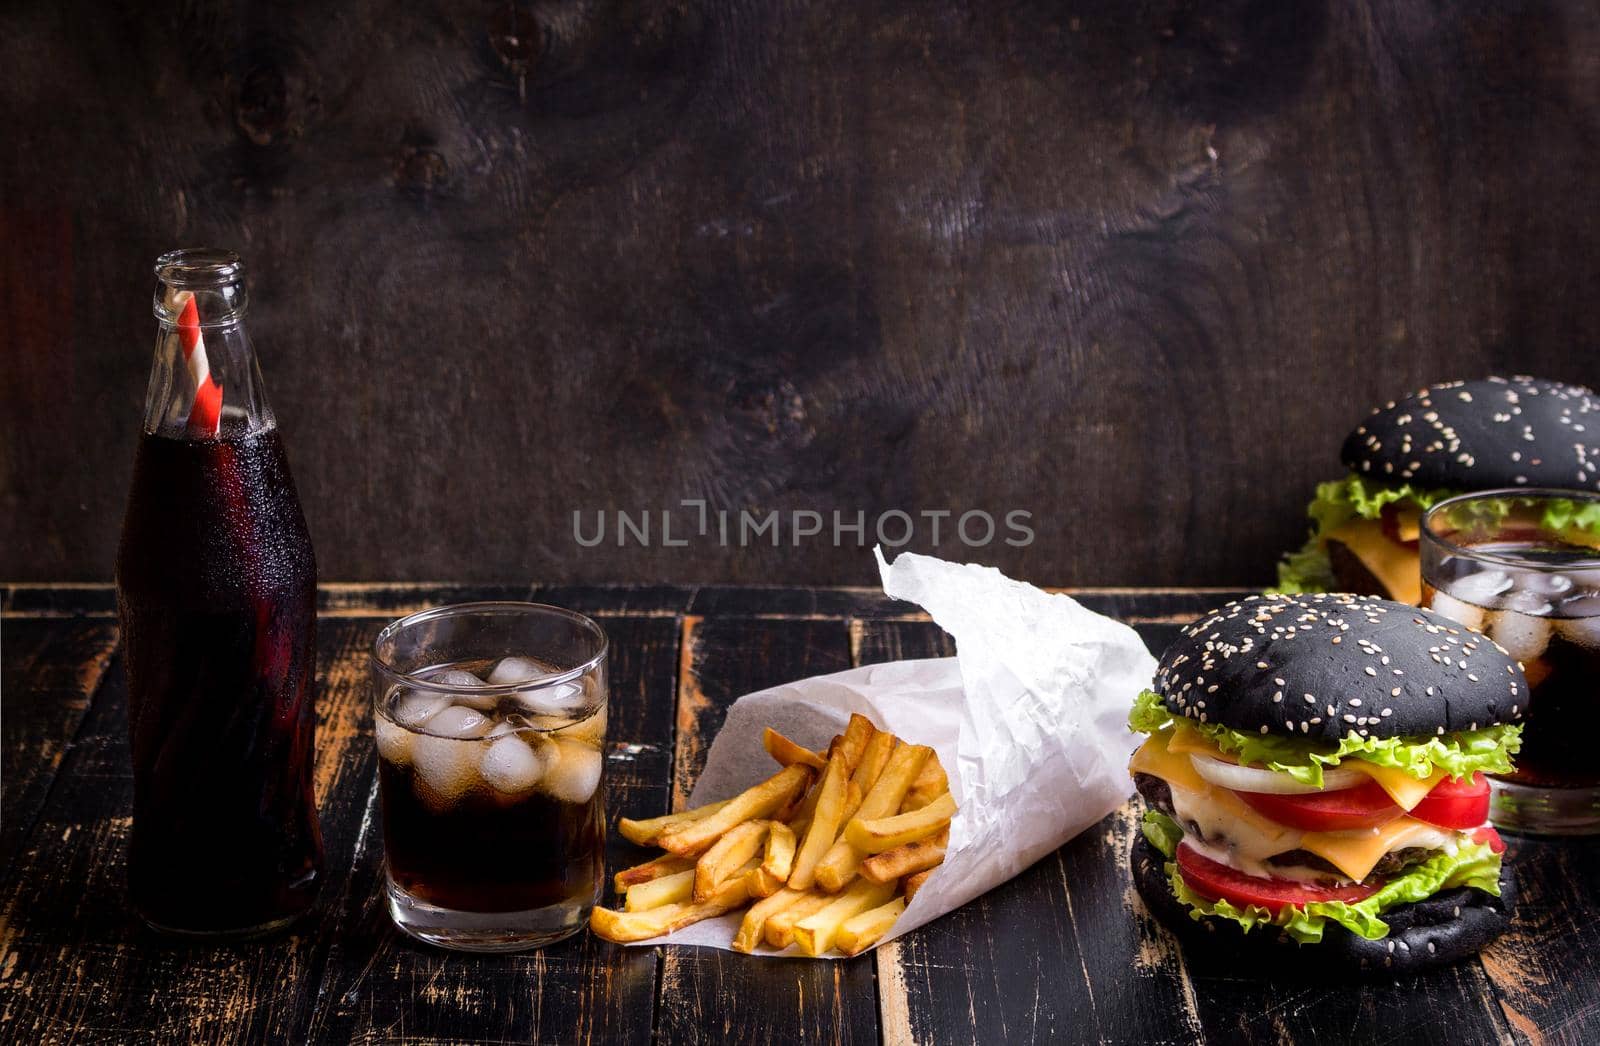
[
  {"x1": 1341, "y1": 376, "x2": 1600, "y2": 491},
  {"x1": 1153, "y1": 594, "x2": 1525, "y2": 742}
]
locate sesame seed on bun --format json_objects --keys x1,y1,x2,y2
[
  {"x1": 1341, "y1": 376, "x2": 1600, "y2": 491},
  {"x1": 1153, "y1": 593, "x2": 1526, "y2": 741}
]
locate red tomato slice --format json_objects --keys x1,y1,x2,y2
[
  {"x1": 1469, "y1": 825, "x2": 1506, "y2": 854},
  {"x1": 1410, "y1": 772, "x2": 1491, "y2": 830},
  {"x1": 1235, "y1": 779, "x2": 1404, "y2": 831},
  {"x1": 1176, "y1": 843, "x2": 1382, "y2": 913}
]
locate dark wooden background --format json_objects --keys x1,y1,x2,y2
[{"x1": 4, "y1": 0, "x2": 1600, "y2": 586}]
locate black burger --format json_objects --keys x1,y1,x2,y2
[
  {"x1": 1276, "y1": 376, "x2": 1600, "y2": 603},
  {"x1": 1129, "y1": 593, "x2": 1522, "y2": 974}
]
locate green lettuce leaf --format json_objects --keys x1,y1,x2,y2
[
  {"x1": 1142, "y1": 809, "x2": 1184, "y2": 857},
  {"x1": 1273, "y1": 476, "x2": 1455, "y2": 594},
  {"x1": 1130, "y1": 689, "x2": 1521, "y2": 785},
  {"x1": 1162, "y1": 841, "x2": 1502, "y2": 944},
  {"x1": 1274, "y1": 474, "x2": 1600, "y2": 593}
]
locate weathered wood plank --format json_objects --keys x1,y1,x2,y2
[
  {"x1": 655, "y1": 616, "x2": 875, "y2": 1045},
  {"x1": 0, "y1": 617, "x2": 119, "y2": 874},
  {"x1": 2, "y1": 586, "x2": 118, "y2": 618},
  {"x1": 1480, "y1": 836, "x2": 1600, "y2": 1046},
  {"x1": 306, "y1": 613, "x2": 677, "y2": 1045},
  {"x1": 533, "y1": 584, "x2": 696, "y2": 617},
  {"x1": 0, "y1": 616, "x2": 378, "y2": 1042},
  {"x1": 860, "y1": 618, "x2": 1204, "y2": 1046},
  {"x1": 316, "y1": 583, "x2": 535, "y2": 617}
]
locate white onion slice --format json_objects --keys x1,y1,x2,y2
[{"x1": 1189, "y1": 754, "x2": 1365, "y2": 795}]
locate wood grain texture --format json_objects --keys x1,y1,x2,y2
[
  {"x1": 0, "y1": 618, "x2": 118, "y2": 873},
  {"x1": 5, "y1": 3, "x2": 1600, "y2": 588},
  {"x1": 6, "y1": 585, "x2": 1600, "y2": 1045},
  {"x1": 1480, "y1": 836, "x2": 1600, "y2": 1046},
  {"x1": 655, "y1": 615, "x2": 874, "y2": 1045},
  {"x1": 306, "y1": 614, "x2": 677, "y2": 1045}
]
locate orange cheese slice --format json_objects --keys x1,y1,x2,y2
[
  {"x1": 1346, "y1": 763, "x2": 1445, "y2": 811},
  {"x1": 1323, "y1": 517, "x2": 1421, "y2": 605},
  {"x1": 1166, "y1": 722, "x2": 1227, "y2": 760},
  {"x1": 1129, "y1": 731, "x2": 1209, "y2": 795},
  {"x1": 1299, "y1": 818, "x2": 1445, "y2": 882}
]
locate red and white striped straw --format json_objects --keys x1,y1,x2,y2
[{"x1": 172, "y1": 290, "x2": 223, "y2": 436}]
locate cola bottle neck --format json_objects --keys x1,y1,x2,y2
[{"x1": 143, "y1": 249, "x2": 274, "y2": 440}]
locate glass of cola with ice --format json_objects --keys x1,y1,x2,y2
[
  {"x1": 371, "y1": 603, "x2": 608, "y2": 949},
  {"x1": 1422, "y1": 489, "x2": 1600, "y2": 835}
]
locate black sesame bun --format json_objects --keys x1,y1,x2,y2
[
  {"x1": 1154, "y1": 593, "x2": 1526, "y2": 742},
  {"x1": 1342, "y1": 376, "x2": 1600, "y2": 491},
  {"x1": 1131, "y1": 834, "x2": 1515, "y2": 977}
]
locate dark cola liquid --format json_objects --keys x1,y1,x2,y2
[
  {"x1": 116, "y1": 424, "x2": 323, "y2": 934},
  {"x1": 379, "y1": 759, "x2": 604, "y2": 913},
  {"x1": 1426, "y1": 540, "x2": 1600, "y2": 789}
]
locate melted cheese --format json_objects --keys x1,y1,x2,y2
[
  {"x1": 1300, "y1": 820, "x2": 1457, "y2": 882},
  {"x1": 1131, "y1": 726, "x2": 1459, "y2": 882},
  {"x1": 1353, "y1": 763, "x2": 1445, "y2": 811},
  {"x1": 1155, "y1": 702, "x2": 1443, "y2": 810},
  {"x1": 1129, "y1": 731, "x2": 1209, "y2": 794},
  {"x1": 1324, "y1": 517, "x2": 1421, "y2": 605}
]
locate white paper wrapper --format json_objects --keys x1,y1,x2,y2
[{"x1": 622, "y1": 548, "x2": 1156, "y2": 955}]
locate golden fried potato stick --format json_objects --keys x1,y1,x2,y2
[
  {"x1": 613, "y1": 853, "x2": 695, "y2": 892},
  {"x1": 836, "y1": 896, "x2": 907, "y2": 956},
  {"x1": 763, "y1": 891, "x2": 836, "y2": 949},
  {"x1": 624, "y1": 868, "x2": 694, "y2": 911},
  {"x1": 591, "y1": 873, "x2": 751, "y2": 943},
  {"x1": 762, "y1": 728, "x2": 827, "y2": 771},
  {"x1": 619, "y1": 799, "x2": 732, "y2": 847},
  {"x1": 903, "y1": 868, "x2": 933, "y2": 902},
  {"x1": 788, "y1": 752, "x2": 849, "y2": 890},
  {"x1": 860, "y1": 826, "x2": 947, "y2": 884},
  {"x1": 847, "y1": 731, "x2": 895, "y2": 804},
  {"x1": 831, "y1": 714, "x2": 875, "y2": 773},
  {"x1": 903, "y1": 755, "x2": 949, "y2": 811},
  {"x1": 694, "y1": 819, "x2": 770, "y2": 902},
  {"x1": 793, "y1": 879, "x2": 896, "y2": 956},
  {"x1": 815, "y1": 744, "x2": 933, "y2": 892},
  {"x1": 846, "y1": 791, "x2": 956, "y2": 853},
  {"x1": 657, "y1": 764, "x2": 812, "y2": 856},
  {"x1": 763, "y1": 821, "x2": 797, "y2": 882},
  {"x1": 733, "y1": 886, "x2": 810, "y2": 952}
]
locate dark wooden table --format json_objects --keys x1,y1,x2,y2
[{"x1": 4, "y1": 584, "x2": 1598, "y2": 1045}]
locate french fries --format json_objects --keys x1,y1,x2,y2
[
  {"x1": 793, "y1": 879, "x2": 895, "y2": 956},
  {"x1": 694, "y1": 820, "x2": 770, "y2": 901},
  {"x1": 788, "y1": 752, "x2": 848, "y2": 890},
  {"x1": 657, "y1": 764, "x2": 812, "y2": 856},
  {"x1": 904, "y1": 757, "x2": 949, "y2": 811},
  {"x1": 831, "y1": 714, "x2": 875, "y2": 772},
  {"x1": 618, "y1": 800, "x2": 731, "y2": 847},
  {"x1": 763, "y1": 728, "x2": 827, "y2": 771},
  {"x1": 861, "y1": 827, "x2": 947, "y2": 884},
  {"x1": 733, "y1": 886, "x2": 809, "y2": 952},
  {"x1": 624, "y1": 868, "x2": 694, "y2": 911},
  {"x1": 845, "y1": 791, "x2": 956, "y2": 853},
  {"x1": 591, "y1": 715, "x2": 953, "y2": 956},
  {"x1": 613, "y1": 853, "x2": 694, "y2": 892},
  {"x1": 815, "y1": 744, "x2": 932, "y2": 892},
  {"x1": 763, "y1": 821, "x2": 797, "y2": 881},
  {"x1": 590, "y1": 872, "x2": 751, "y2": 942},
  {"x1": 903, "y1": 868, "x2": 933, "y2": 902},
  {"x1": 764, "y1": 891, "x2": 836, "y2": 949},
  {"x1": 837, "y1": 897, "x2": 907, "y2": 956}
]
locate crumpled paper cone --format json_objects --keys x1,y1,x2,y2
[{"x1": 621, "y1": 548, "x2": 1156, "y2": 954}]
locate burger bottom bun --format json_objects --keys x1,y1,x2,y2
[{"x1": 1130, "y1": 834, "x2": 1515, "y2": 977}]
